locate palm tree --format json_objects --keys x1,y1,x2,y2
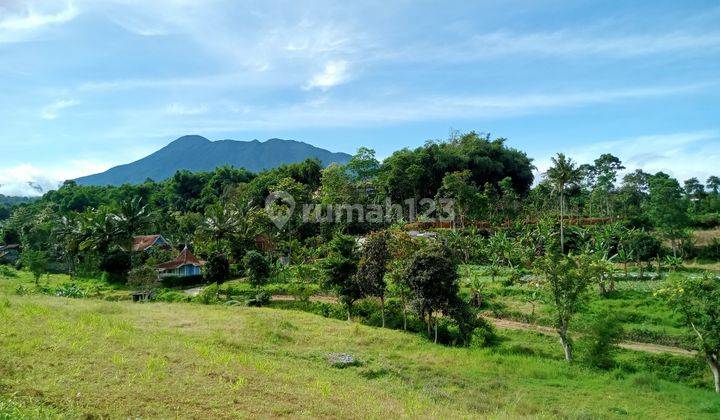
[
  {"x1": 110, "y1": 197, "x2": 151, "y2": 249},
  {"x1": 52, "y1": 215, "x2": 86, "y2": 277},
  {"x1": 202, "y1": 203, "x2": 241, "y2": 247},
  {"x1": 80, "y1": 209, "x2": 119, "y2": 253},
  {"x1": 546, "y1": 153, "x2": 581, "y2": 254}
]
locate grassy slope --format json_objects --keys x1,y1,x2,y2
[{"x1": 1, "y1": 285, "x2": 719, "y2": 419}]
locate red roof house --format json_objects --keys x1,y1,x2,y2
[
  {"x1": 131, "y1": 235, "x2": 171, "y2": 252},
  {"x1": 156, "y1": 247, "x2": 205, "y2": 277}
]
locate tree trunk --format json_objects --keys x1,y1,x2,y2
[
  {"x1": 708, "y1": 355, "x2": 720, "y2": 394},
  {"x1": 346, "y1": 305, "x2": 351, "y2": 322},
  {"x1": 558, "y1": 326, "x2": 573, "y2": 362},
  {"x1": 426, "y1": 314, "x2": 432, "y2": 337},
  {"x1": 623, "y1": 261, "x2": 628, "y2": 280},
  {"x1": 434, "y1": 321, "x2": 438, "y2": 344},
  {"x1": 560, "y1": 192, "x2": 565, "y2": 254},
  {"x1": 638, "y1": 260, "x2": 644, "y2": 279},
  {"x1": 380, "y1": 296, "x2": 386, "y2": 328},
  {"x1": 402, "y1": 297, "x2": 408, "y2": 331}
]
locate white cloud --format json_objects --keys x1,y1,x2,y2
[
  {"x1": 0, "y1": 1, "x2": 78, "y2": 42},
  {"x1": 0, "y1": 159, "x2": 110, "y2": 196},
  {"x1": 164, "y1": 103, "x2": 208, "y2": 116},
  {"x1": 41, "y1": 99, "x2": 79, "y2": 120},
  {"x1": 303, "y1": 60, "x2": 350, "y2": 90},
  {"x1": 534, "y1": 130, "x2": 720, "y2": 184}
]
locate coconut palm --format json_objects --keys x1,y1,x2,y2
[
  {"x1": 545, "y1": 153, "x2": 581, "y2": 254},
  {"x1": 202, "y1": 203, "x2": 241, "y2": 247},
  {"x1": 110, "y1": 197, "x2": 152, "y2": 249}
]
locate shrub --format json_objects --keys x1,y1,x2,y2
[
  {"x1": 159, "y1": 274, "x2": 204, "y2": 288},
  {"x1": 196, "y1": 283, "x2": 219, "y2": 304},
  {"x1": 243, "y1": 251, "x2": 271, "y2": 287},
  {"x1": 204, "y1": 252, "x2": 230, "y2": 286},
  {"x1": 581, "y1": 311, "x2": 624, "y2": 369},
  {"x1": 247, "y1": 291, "x2": 271, "y2": 307},
  {"x1": 126, "y1": 266, "x2": 159, "y2": 291}
]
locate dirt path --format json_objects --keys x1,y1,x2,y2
[{"x1": 485, "y1": 317, "x2": 696, "y2": 357}]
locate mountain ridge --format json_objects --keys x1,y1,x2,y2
[{"x1": 75, "y1": 135, "x2": 352, "y2": 186}]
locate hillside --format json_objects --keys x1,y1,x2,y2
[
  {"x1": 75, "y1": 135, "x2": 352, "y2": 186},
  {"x1": 1, "y1": 283, "x2": 718, "y2": 418}
]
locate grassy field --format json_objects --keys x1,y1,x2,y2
[
  {"x1": 1, "y1": 270, "x2": 720, "y2": 418},
  {"x1": 459, "y1": 265, "x2": 714, "y2": 349}
]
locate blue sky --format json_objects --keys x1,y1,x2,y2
[{"x1": 1, "y1": 0, "x2": 719, "y2": 196}]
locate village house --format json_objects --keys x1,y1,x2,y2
[
  {"x1": 129, "y1": 235, "x2": 172, "y2": 252},
  {"x1": 0, "y1": 244, "x2": 20, "y2": 264},
  {"x1": 156, "y1": 246, "x2": 205, "y2": 278}
]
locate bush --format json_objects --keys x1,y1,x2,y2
[
  {"x1": 154, "y1": 290, "x2": 192, "y2": 303},
  {"x1": 243, "y1": 251, "x2": 271, "y2": 287},
  {"x1": 204, "y1": 253, "x2": 230, "y2": 285},
  {"x1": 247, "y1": 291, "x2": 271, "y2": 307},
  {"x1": 159, "y1": 274, "x2": 204, "y2": 288},
  {"x1": 581, "y1": 312, "x2": 624, "y2": 369},
  {"x1": 126, "y1": 266, "x2": 159, "y2": 291},
  {"x1": 691, "y1": 213, "x2": 720, "y2": 229},
  {"x1": 195, "y1": 283, "x2": 219, "y2": 304},
  {"x1": 698, "y1": 238, "x2": 720, "y2": 261}
]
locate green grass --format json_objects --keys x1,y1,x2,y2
[
  {"x1": 1, "y1": 271, "x2": 720, "y2": 418},
  {"x1": 461, "y1": 265, "x2": 698, "y2": 348}
]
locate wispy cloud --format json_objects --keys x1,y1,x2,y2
[
  {"x1": 164, "y1": 103, "x2": 208, "y2": 116},
  {"x1": 534, "y1": 130, "x2": 720, "y2": 183},
  {"x1": 98, "y1": 82, "x2": 707, "y2": 141},
  {"x1": 0, "y1": 1, "x2": 78, "y2": 41},
  {"x1": 41, "y1": 99, "x2": 79, "y2": 120},
  {"x1": 464, "y1": 30, "x2": 720, "y2": 59},
  {"x1": 303, "y1": 60, "x2": 350, "y2": 90}
]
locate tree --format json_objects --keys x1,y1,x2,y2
[
  {"x1": 243, "y1": 250, "x2": 271, "y2": 287},
  {"x1": 435, "y1": 170, "x2": 478, "y2": 228},
  {"x1": 646, "y1": 173, "x2": 689, "y2": 257},
  {"x1": 346, "y1": 147, "x2": 380, "y2": 183},
  {"x1": 592, "y1": 154, "x2": 625, "y2": 215},
  {"x1": 354, "y1": 231, "x2": 390, "y2": 327},
  {"x1": 545, "y1": 153, "x2": 581, "y2": 253},
  {"x1": 21, "y1": 250, "x2": 49, "y2": 285},
  {"x1": 127, "y1": 265, "x2": 159, "y2": 293},
  {"x1": 111, "y1": 196, "x2": 151, "y2": 249},
  {"x1": 201, "y1": 204, "x2": 240, "y2": 248},
  {"x1": 535, "y1": 252, "x2": 595, "y2": 362},
  {"x1": 320, "y1": 234, "x2": 361, "y2": 321},
  {"x1": 204, "y1": 252, "x2": 230, "y2": 293},
  {"x1": 659, "y1": 273, "x2": 720, "y2": 393},
  {"x1": 402, "y1": 246, "x2": 460, "y2": 343},
  {"x1": 707, "y1": 176, "x2": 720, "y2": 195}
]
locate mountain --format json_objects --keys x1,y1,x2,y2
[{"x1": 75, "y1": 135, "x2": 352, "y2": 186}]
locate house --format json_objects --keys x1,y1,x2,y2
[
  {"x1": 156, "y1": 247, "x2": 205, "y2": 277},
  {"x1": 0, "y1": 244, "x2": 20, "y2": 264},
  {"x1": 130, "y1": 235, "x2": 172, "y2": 252}
]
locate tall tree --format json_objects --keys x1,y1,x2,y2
[
  {"x1": 545, "y1": 153, "x2": 581, "y2": 253},
  {"x1": 354, "y1": 231, "x2": 390, "y2": 327},
  {"x1": 646, "y1": 173, "x2": 689, "y2": 257},
  {"x1": 707, "y1": 176, "x2": 720, "y2": 195},
  {"x1": 592, "y1": 154, "x2": 625, "y2": 215},
  {"x1": 320, "y1": 234, "x2": 361, "y2": 321}
]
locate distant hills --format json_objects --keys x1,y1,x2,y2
[{"x1": 75, "y1": 135, "x2": 352, "y2": 186}]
